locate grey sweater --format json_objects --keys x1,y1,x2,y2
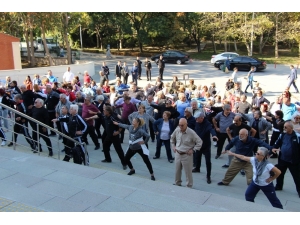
[
  {"x1": 128, "y1": 112, "x2": 155, "y2": 133},
  {"x1": 118, "y1": 123, "x2": 150, "y2": 150}
]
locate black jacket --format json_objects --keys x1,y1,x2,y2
[
  {"x1": 150, "y1": 103, "x2": 180, "y2": 120},
  {"x1": 22, "y1": 90, "x2": 36, "y2": 113},
  {"x1": 0, "y1": 94, "x2": 11, "y2": 109},
  {"x1": 31, "y1": 106, "x2": 49, "y2": 130},
  {"x1": 273, "y1": 131, "x2": 300, "y2": 164},
  {"x1": 58, "y1": 114, "x2": 87, "y2": 138},
  {"x1": 144, "y1": 60, "x2": 152, "y2": 70},
  {"x1": 115, "y1": 64, "x2": 122, "y2": 76},
  {"x1": 45, "y1": 91, "x2": 60, "y2": 112},
  {"x1": 194, "y1": 117, "x2": 217, "y2": 150},
  {"x1": 157, "y1": 59, "x2": 165, "y2": 68},
  {"x1": 103, "y1": 113, "x2": 123, "y2": 138}
]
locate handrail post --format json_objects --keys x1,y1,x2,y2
[
  {"x1": 83, "y1": 143, "x2": 88, "y2": 166},
  {"x1": 12, "y1": 112, "x2": 16, "y2": 150},
  {"x1": 57, "y1": 133, "x2": 60, "y2": 160},
  {"x1": 37, "y1": 126, "x2": 40, "y2": 155}
]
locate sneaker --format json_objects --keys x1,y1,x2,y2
[
  {"x1": 192, "y1": 168, "x2": 200, "y2": 173},
  {"x1": 49, "y1": 151, "x2": 53, "y2": 157},
  {"x1": 94, "y1": 144, "x2": 100, "y2": 150},
  {"x1": 222, "y1": 164, "x2": 229, "y2": 168},
  {"x1": 151, "y1": 175, "x2": 155, "y2": 181},
  {"x1": 1, "y1": 141, "x2": 6, "y2": 146},
  {"x1": 240, "y1": 171, "x2": 245, "y2": 176},
  {"x1": 218, "y1": 182, "x2": 226, "y2": 186},
  {"x1": 168, "y1": 159, "x2": 174, "y2": 163},
  {"x1": 207, "y1": 177, "x2": 211, "y2": 184},
  {"x1": 101, "y1": 159, "x2": 112, "y2": 163},
  {"x1": 127, "y1": 170, "x2": 135, "y2": 175},
  {"x1": 215, "y1": 155, "x2": 220, "y2": 159},
  {"x1": 7, "y1": 142, "x2": 13, "y2": 147},
  {"x1": 213, "y1": 141, "x2": 217, "y2": 147}
]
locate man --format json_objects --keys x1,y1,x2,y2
[
  {"x1": 235, "y1": 94, "x2": 252, "y2": 114},
  {"x1": 272, "y1": 121, "x2": 300, "y2": 198},
  {"x1": 140, "y1": 95, "x2": 156, "y2": 142},
  {"x1": 170, "y1": 118, "x2": 203, "y2": 188},
  {"x1": 55, "y1": 94, "x2": 71, "y2": 135},
  {"x1": 218, "y1": 128, "x2": 272, "y2": 186},
  {"x1": 212, "y1": 104, "x2": 236, "y2": 159},
  {"x1": 136, "y1": 56, "x2": 142, "y2": 80},
  {"x1": 99, "y1": 71, "x2": 108, "y2": 87},
  {"x1": 251, "y1": 90, "x2": 270, "y2": 107},
  {"x1": 31, "y1": 98, "x2": 53, "y2": 156},
  {"x1": 73, "y1": 91, "x2": 85, "y2": 116},
  {"x1": 20, "y1": 84, "x2": 36, "y2": 116},
  {"x1": 156, "y1": 55, "x2": 165, "y2": 80},
  {"x1": 100, "y1": 106, "x2": 127, "y2": 169},
  {"x1": 131, "y1": 61, "x2": 139, "y2": 85},
  {"x1": 52, "y1": 104, "x2": 88, "y2": 163},
  {"x1": 144, "y1": 57, "x2": 152, "y2": 81},
  {"x1": 281, "y1": 91, "x2": 297, "y2": 121},
  {"x1": 7, "y1": 94, "x2": 36, "y2": 150},
  {"x1": 115, "y1": 61, "x2": 122, "y2": 79},
  {"x1": 190, "y1": 99, "x2": 205, "y2": 117},
  {"x1": 47, "y1": 70, "x2": 58, "y2": 84},
  {"x1": 57, "y1": 105, "x2": 70, "y2": 152},
  {"x1": 81, "y1": 96, "x2": 100, "y2": 150},
  {"x1": 102, "y1": 62, "x2": 110, "y2": 80},
  {"x1": 244, "y1": 66, "x2": 255, "y2": 93},
  {"x1": 193, "y1": 112, "x2": 218, "y2": 184},
  {"x1": 222, "y1": 115, "x2": 256, "y2": 170},
  {"x1": 63, "y1": 66, "x2": 74, "y2": 83},
  {"x1": 287, "y1": 65, "x2": 299, "y2": 93},
  {"x1": 44, "y1": 85, "x2": 60, "y2": 135},
  {"x1": 184, "y1": 107, "x2": 196, "y2": 130}
]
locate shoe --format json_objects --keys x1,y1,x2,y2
[
  {"x1": 127, "y1": 170, "x2": 135, "y2": 175},
  {"x1": 85, "y1": 141, "x2": 89, "y2": 145},
  {"x1": 215, "y1": 155, "x2": 220, "y2": 159},
  {"x1": 49, "y1": 151, "x2": 53, "y2": 157},
  {"x1": 222, "y1": 164, "x2": 229, "y2": 168},
  {"x1": 101, "y1": 159, "x2": 112, "y2": 163},
  {"x1": 240, "y1": 171, "x2": 246, "y2": 176},
  {"x1": 94, "y1": 144, "x2": 100, "y2": 150},
  {"x1": 207, "y1": 177, "x2": 211, "y2": 184},
  {"x1": 123, "y1": 165, "x2": 127, "y2": 170},
  {"x1": 147, "y1": 79, "x2": 149, "y2": 81},
  {"x1": 192, "y1": 168, "x2": 200, "y2": 173},
  {"x1": 218, "y1": 182, "x2": 226, "y2": 186},
  {"x1": 33, "y1": 150, "x2": 38, "y2": 154},
  {"x1": 1, "y1": 141, "x2": 6, "y2": 146},
  {"x1": 173, "y1": 183, "x2": 182, "y2": 186},
  {"x1": 151, "y1": 175, "x2": 155, "y2": 181},
  {"x1": 7, "y1": 142, "x2": 13, "y2": 147},
  {"x1": 153, "y1": 156, "x2": 159, "y2": 159},
  {"x1": 244, "y1": 91, "x2": 248, "y2": 93},
  {"x1": 169, "y1": 159, "x2": 173, "y2": 163},
  {"x1": 275, "y1": 186, "x2": 282, "y2": 191}
]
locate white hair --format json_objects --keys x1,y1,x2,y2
[{"x1": 70, "y1": 104, "x2": 78, "y2": 113}]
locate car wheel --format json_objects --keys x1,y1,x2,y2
[
  {"x1": 218, "y1": 64, "x2": 223, "y2": 70},
  {"x1": 176, "y1": 59, "x2": 182, "y2": 65}
]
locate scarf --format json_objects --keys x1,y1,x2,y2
[{"x1": 254, "y1": 157, "x2": 268, "y2": 184}]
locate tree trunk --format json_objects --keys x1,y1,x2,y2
[
  {"x1": 234, "y1": 39, "x2": 238, "y2": 51},
  {"x1": 245, "y1": 42, "x2": 251, "y2": 56},
  {"x1": 298, "y1": 41, "x2": 300, "y2": 58},
  {"x1": 259, "y1": 34, "x2": 263, "y2": 55},
  {"x1": 41, "y1": 24, "x2": 53, "y2": 66},
  {"x1": 29, "y1": 29, "x2": 35, "y2": 67},
  {"x1": 96, "y1": 33, "x2": 99, "y2": 48},
  {"x1": 24, "y1": 30, "x2": 30, "y2": 62},
  {"x1": 212, "y1": 35, "x2": 216, "y2": 54},
  {"x1": 224, "y1": 37, "x2": 227, "y2": 52},
  {"x1": 63, "y1": 13, "x2": 72, "y2": 64}
]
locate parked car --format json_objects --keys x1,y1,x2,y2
[
  {"x1": 214, "y1": 56, "x2": 267, "y2": 71},
  {"x1": 210, "y1": 52, "x2": 239, "y2": 64},
  {"x1": 151, "y1": 50, "x2": 190, "y2": 65}
]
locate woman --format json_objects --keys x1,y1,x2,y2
[
  {"x1": 65, "y1": 85, "x2": 76, "y2": 102},
  {"x1": 185, "y1": 79, "x2": 197, "y2": 91},
  {"x1": 227, "y1": 147, "x2": 283, "y2": 209},
  {"x1": 153, "y1": 111, "x2": 174, "y2": 163},
  {"x1": 128, "y1": 104, "x2": 155, "y2": 141},
  {"x1": 0, "y1": 88, "x2": 11, "y2": 131},
  {"x1": 291, "y1": 111, "x2": 300, "y2": 134},
  {"x1": 102, "y1": 80, "x2": 110, "y2": 93},
  {"x1": 83, "y1": 71, "x2": 92, "y2": 84},
  {"x1": 122, "y1": 61, "x2": 129, "y2": 85},
  {"x1": 71, "y1": 78, "x2": 80, "y2": 93},
  {"x1": 5, "y1": 76, "x2": 11, "y2": 89},
  {"x1": 113, "y1": 118, "x2": 155, "y2": 181},
  {"x1": 74, "y1": 75, "x2": 81, "y2": 87},
  {"x1": 264, "y1": 110, "x2": 285, "y2": 147},
  {"x1": 201, "y1": 85, "x2": 209, "y2": 97},
  {"x1": 24, "y1": 75, "x2": 33, "y2": 90},
  {"x1": 174, "y1": 92, "x2": 190, "y2": 118}
]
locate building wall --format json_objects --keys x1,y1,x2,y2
[{"x1": 0, "y1": 33, "x2": 20, "y2": 70}]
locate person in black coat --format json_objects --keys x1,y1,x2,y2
[
  {"x1": 150, "y1": 99, "x2": 180, "y2": 120},
  {"x1": 136, "y1": 56, "x2": 142, "y2": 80},
  {"x1": 144, "y1": 57, "x2": 152, "y2": 81},
  {"x1": 193, "y1": 112, "x2": 218, "y2": 184},
  {"x1": 115, "y1": 61, "x2": 122, "y2": 79},
  {"x1": 20, "y1": 85, "x2": 36, "y2": 116},
  {"x1": 156, "y1": 55, "x2": 165, "y2": 80}
]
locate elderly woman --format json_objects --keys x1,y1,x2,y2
[
  {"x1": 291, "y1": 111, "x2": 300, "y2": 134},
  {"x1": 174, "y1": 92, "x2": 190, "y2": 118},
  {"x1": 227, "y1": 147, "x2": 283, "y2": 209},
  {"x1": 153, "y1": 111, "x2": 175, "y2": 163},
  {"x1": 0, "y1": 88, "x2": 11, "y2": 131}
]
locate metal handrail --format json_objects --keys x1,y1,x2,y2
[{"x1": 0, "y1": 102, "x2": 88, "y2": 165}]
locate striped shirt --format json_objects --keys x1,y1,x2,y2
[{"x1": 214, "y1": 111, "x2": 236, "y2": 133}]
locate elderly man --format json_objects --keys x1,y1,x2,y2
[
  {"x1": 20, "y1": 84, "x2": 36, "y2": 116},
  {"x1": 193, "y1": 112, "x2": 218, "y2": 184},
  {"x1": 63, "y1": 66, "x2": 74, "y2": 83},
  {"x1": 31, "y1": 98, "x2": 53, "y2": 156},
  {"x1": 218, "y1": 128, "x2": 272, "y2": 186},
  {"x1": 184, "y1": 107, "x2": 196, "y2": 130},
  {"x1": 45, "y1": 85, "x2": 60, "y2": 135},
  {"x1": 55, "y1": 94, "x2": 71, "y2": 136},
  {"x1": 47, "y1": 70, "x2": 58, "y2": 83},
  {"x1": 235, "y1": 94, "x2": 252, "y2": 114},
  {"x1": 212, "y1": 104, "x2": 236, "y2": 159},
  {"x1": 171, "y1": 118, "x2": 203, "y2": 188},
  {"x1": 73, "y1": 91, "x2": 85, "y2": 116},
  {"x1": 272, "y1": 121, "x2": 300, "y2": 198},
  {"x1": 287, "y1": 65, "x2": 299, "y2": 93}
]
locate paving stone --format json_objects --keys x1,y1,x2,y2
[
  {"x1": 0, "y1": 167, "x2": 18, "y2": 180},
  {"x1": 39, "y1": 196, "x2": 90, "y2": 212},
  {"x1": 1, "y1": 173, "x2": 44, "y2": 188},
  {"x1": 67, "y1": 190, "x2": 110, "y2": 207}
]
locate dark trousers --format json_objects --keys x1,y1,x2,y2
[
  {"x1": 146, "y1": 69, "x2": 151, "y2": 81},
  {"x1": 125, "y1": 148, "x2": 153, "y2": 174},
  {"x1": 48, "y1": 111, "x2": 56, "y2": 135},
  {"x1": 94, "y1": 118, "x2": 102, "y2": 138},
  {"x1": 13, "y1": 121, "x2": 35, "y2": 149},
  {"x1": 82, "y1": 124, "x2": 99, "y2": 146},
  {"x1": 132, "y1": 75, "x2": 138, "y2": 85},
  {"x1": 123, "y1": 74, "x2": 129, "y2": 85},
  {"x1": 64, "y1": 136, "x2": 88, "y2": 165},
  {"x1": 245, "y1": 181, "x2": 283, "y2": 209},
  {"x1": 120, "y1": 118, "x2": 130, "y2": 143},
  {"x1": 245, "y1": 80, "x2": 253, "y2": 92},
  {"x1": 0, "y1": 127, "x2": 6, "y2": 141},
  {"x1": 275, "y1": 158, "x2": 300, "y2": 194},
  {"x1": 270, "y1": 131, "x2": 280, "y2": 157},
  {"x1": 159, "y1": 68, "x2": 164, "y2": 80},
  {"x1": 103, "y1": 134, "x2": 126, "y2": 165},
  {"x1": 155, "y1": 139, "x2": 173, "y2": 161},
  {"x1": 138, "y1": 68, "x2": 142, "y2": 79},
  {"x1": 287, "y1": 80, "x2": 299, "y2": 93},
  {"x1": 216, "y1": 132, "x2": 230, "y2": 156},
  {"x1": 193, "y1": 147, "x2": 212, "y2": 178},
  {"x1": 149, "y1": 120, "x2": 155, "y2": 142},
  {"x1": 32, "y1": 126, "x2": 53, "y2": 152}
]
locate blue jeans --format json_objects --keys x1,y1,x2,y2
[
  {"x1": 245, "y1": 80, "x2": 253, "y2": 92},
  {"x1": 155, "y1": 138, "x2": 173, "y2": 161},
  {"x1": 245, "y1": 181, "x2": 283, "y2": 209}
]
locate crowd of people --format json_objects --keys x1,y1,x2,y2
[{"x1": 0, "y1": 58, "x2": 300, "y2": 209}]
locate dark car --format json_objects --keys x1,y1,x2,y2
[
  {"x1": 214, "y1": 56, "x2": 267, "y2": 71},
  {"x1": 151, "y1": 50, "x2": 190, "y2": 65}
]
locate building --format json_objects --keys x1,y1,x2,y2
[{"x1": 0, "y1": 33, "x2": 21, "y2": 70}]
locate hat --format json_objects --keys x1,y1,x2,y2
[{"x1": 184, "y1": 107, "x2": 193, "y2": 114}]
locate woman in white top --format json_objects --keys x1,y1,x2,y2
[
  {"x1": 231, "y1": 67, "x2": 238, "y2": 83},
  {"x1": 227, "y1": 147, "x2": 283, "y2": 209}
]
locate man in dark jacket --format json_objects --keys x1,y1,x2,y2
[
  {"x1": 31, "y1": 98, "x2": 53, "y2": 156},
  {"x1": 115, "y1": 61, "x2": 122, "y2": 79},
  {"x1": 136, "y1": 56, "x2": 142, "y2": 80},
  {"x1": 193, "y1": 112, "x2": 218, "y2": 184},
  {"x1": 20, "y1": 85, "x2": 36, "y2": 116},
  {"x1": 151, "y1": 99, "x2": 180, "y2": 120},
  {"x1": 100, "y1": 106, "x2": 127, "y2": 170},
  {"x1": 272, "y1": 121, "x2": 300, "y2": 198},
  {"x1": 45, "y1": 85, "x2": 60, "y2": 135},
  {"x1": 144, "y1": 57, "x2": 152, "y2": 81},
  {"x1": 156, "y1": 55, "x2": 165, "y2": 80}
]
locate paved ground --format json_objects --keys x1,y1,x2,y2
[{"x1": 1, "y1": 52, "x2": 300, "y2": 212}]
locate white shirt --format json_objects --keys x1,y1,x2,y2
[
  {"x1": 231, "y1": 71, "x2": 238, "y2": 83},
  {"x1": 63, "y1": 71, "x2": 74, "y2": 82},
  {"x1": 160, "y1": 121, "x2": 170, "y2": 140},
  {"x1": 250, "y1": 157, "x2": 274, "y2": 186},
  {"x1": 0, "y1": 96, "x2": 2, "y2": 109}
]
